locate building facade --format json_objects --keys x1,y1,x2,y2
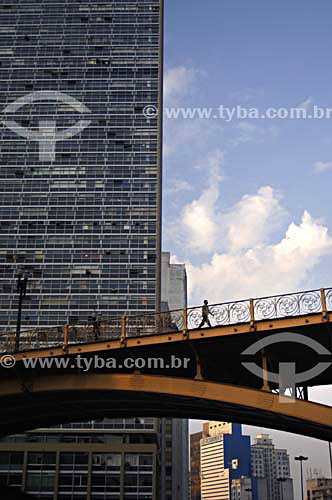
[
  {"x1": 190, "y1": 425, "x2": 209, "y2": 500},
  {"x1": 160, "y1": 252, "x2": 189, "y2": 500},
  {"x1": 251, "y1": 434, "x2": 294, "y2": 500},
  {"x1": 0, "y1": 0, "x2": 163, "y2": 330},
  {"x1": 0, "y1": 418, "x2": 159, "y2": 500},
  {"x1": 307, "y1": 478, "x2": 332, "y2": 500},
  {"x1": 195, "y1": 421, "x2": 256, "y2": 500},
  {"x1": 161, "y1": 252, "x2": 187, "y2": 312}
]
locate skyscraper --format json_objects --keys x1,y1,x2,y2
[
  {"x1": 0, "y1": 3, "x2": 177, "y2": 500},
  {"x1": 251, "y1": 434, "x2": 294, "y2": 500},
  {"x1": 0, "y1": 0, "x2": 163, "y2": 330}
]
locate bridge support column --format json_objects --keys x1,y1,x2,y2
[
  {"x1": 189, "y1": 343, "x2": 204, "y2": 380},
  {"x1": 262, "y1": 350, "x2": 269, "y2": 391},
  {"x1": 120, "y1": 315, "x2": 126, "y2": 347},
  {"x1": 182, "y1": 307, "x2": 188, "y2": 338},
  {"x1": 249, "y1": 298, "x2": 256, "y2": 331},
  {"x1": 321, "y1": 288, "x2": 329, "y2": 321},
  {"x1": 62, "y1": 324, "x2": 68, "y2": 353}
]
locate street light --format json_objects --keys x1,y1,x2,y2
[
  {"x1": 14, "y1": 272, "x2": 28, "y2": 353},
  {"x1": 294, "y1": 456, "x2": 308, "y2": 500}
]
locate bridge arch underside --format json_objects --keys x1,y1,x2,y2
[{"x1": 0, "y1": 374, "x2": 331, "y2": 441}]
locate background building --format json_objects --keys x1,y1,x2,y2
[
  {"x1": 159, "y1": 251, "x2": 189, "y2": 500},
  {"x1": 191, "y1": 424, "x2": 296, "y2": 500},
  {"x1": 190, "y1": 425, "x2": 209, "y2": 500},
  {"x1": 161, "y1": 252, "x2": 187, "y2": 312},
  {"x1": 0, "y1": 0, "x2": 163, "y2": 329},
  {"x1": 251, "y1": 434, "x2": 294, "y2": 500},
  {"x1": 307, "y1": 478, "x2": 332, "y2": 500},
  {"x1": 190, "y1": 421, "x2": 256, "y2": 500},
  {"x1": 0, "y1": 418, "x2": 159, "y2": 500}
]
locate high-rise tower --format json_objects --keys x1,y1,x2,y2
[
  {"x1": 0, "y1": 0, "x2": 163, "y2": 330},
  {"x1": 0, "y1": 3, "x2": 169, "y2": 500},
  {"x1": 251, "y1": 434, "x2": 294, "y2": 500}
]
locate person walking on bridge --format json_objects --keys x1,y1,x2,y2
[{"x1": 199, "y1": 299, "x2": 214, "y2": 328}]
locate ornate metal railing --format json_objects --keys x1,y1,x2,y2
[{"x1": 2, "y1": 287, "x2": 332, "y2": 353}]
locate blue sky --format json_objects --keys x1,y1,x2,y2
[
  {"x1": 163, "y1": 0, "x2": 332, "y2": 307},
  {"x1": 162, "y1": 0, "x2": 332, "y2": 494}
]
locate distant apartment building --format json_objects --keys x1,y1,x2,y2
[
  {"x1": 160, "y1": 251, "x2": 189, "y2": 500},
  {"x1": 307, "y1": 478, "x2": 332, "y2": 500},
  {"x1": 161, "y1": 252, "x2": 187, "y2": 312},
  {"x1": 232, "y1": 476, "x2": 254, "y2": 500},
  {"x1": 251, "y1": 434, "x2": 294, "y2": 500},
  {"x1": 190, "y1": 421, "x2": 256, "y2": 500},
  {"x1": 190, "y1": 425, "x2": 209, "y2": 500}
]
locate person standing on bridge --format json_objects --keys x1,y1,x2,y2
[{"x1": 199, "y1": 300, "x2": 214, "y2": 328}]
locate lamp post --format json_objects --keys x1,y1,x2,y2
[
  {"x1": 14, "y1": 272, "x2": 28, "y2": 353},
  {"x1": 294, "y1": 456, "x2": 308, "y2": 500}
]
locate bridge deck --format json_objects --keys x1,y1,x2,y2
[{"x1": 0, "y1": 287, "x2": 332, "y2": 439}]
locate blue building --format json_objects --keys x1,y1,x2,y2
[
  {"x1": 200, "y1": 421, "x2": 257, "y2": 500},
  {"x1": 224, "y1": 424, "x2": 258, "y2": 500}
]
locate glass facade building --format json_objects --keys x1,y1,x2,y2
[
  {"x1": 0, "y1": 4, "x2": 190, "y2": 500},
  {"x1": 0, "y1": 418, "x2": 159, "y2": 500},
  {"x1": 0, "y1": 0, "x2": 163, "y2": 329}
]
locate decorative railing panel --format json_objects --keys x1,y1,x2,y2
[
  {"x1": 254, "y1": 290, "x2": 322, "y2": 321},
  {"x1": 326, "y1": 288, "x2": 332, "y2": 312}
]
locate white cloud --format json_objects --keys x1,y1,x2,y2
[
  {"x1": 164, "y1": 66, "x2": 198, "y2": 105},
  {"x1": 168, "y1": 179, "x2": 193, "y2": 194},
  {"x1": 223, "y1": 186, "x2": 286, "y2": 253},
  {"x1": 176, "y1": 155, "x2": 285, "y2": 257},
  {"x1": 233, "y1": 122, "x2": 259, "y2": 144},
  {"x1": 179, "y1": 150, "x2": 224, "y2": 253},
  {"x1": 168, "y1": 157, "x2": 332, "y2": 305},
  {"x1": 229, "y1": 122, "x2": 279, "y2": 147},
  {"x1": 297, "y1": 96, "x2": 312, "y2": 109},
  {"x1": 313, "y1": 161, "x2": 332, "y2": 173},
  {"x1": 163, "y1": 118, "x2": 223, "y2": 157},
  {"x1": 186, "y1": 211, "x2": 332, "y2": 304},
  {"x1": 230, "y1": 88, "x2": 263, "y2": 103}
]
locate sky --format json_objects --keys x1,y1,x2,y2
[{"x1": 162, "y1": 0, "x2": 332, "y2": 497}]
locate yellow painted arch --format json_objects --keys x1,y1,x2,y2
[{"x1": 0, "y1": 373, "x2": 331, "y2": 440}]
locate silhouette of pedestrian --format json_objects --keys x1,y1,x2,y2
[
  {"x1": 199, "y1": 300, "x2": 214, "y2": 328},
  {"x1": 89, "y1": 314, "x2": 100, "y2": 341}
]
